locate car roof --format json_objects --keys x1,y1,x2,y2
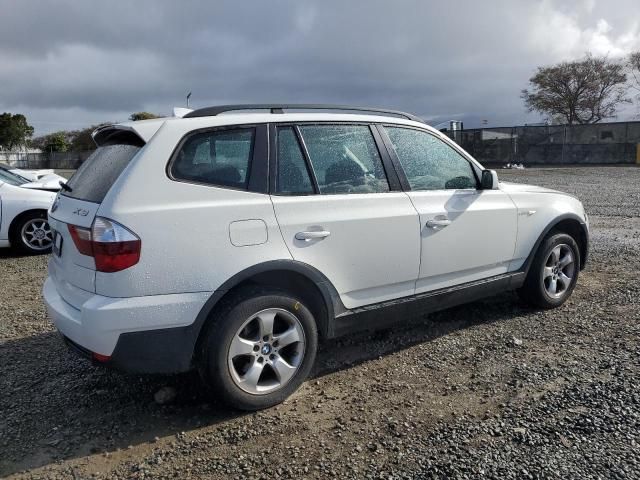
[{"x1": 113, "y1": 112, "x2": 438, "y2": 143}]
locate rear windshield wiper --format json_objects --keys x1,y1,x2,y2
[{"x1": 59, "y1": 180, "x2": 73, "y2": 192}]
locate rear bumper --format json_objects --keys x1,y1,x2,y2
[{"x1": 43, "y1": 277, "x2": 210, "y2": 373}]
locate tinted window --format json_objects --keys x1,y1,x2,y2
[
  {"x1": 171, "y1": 128, "x2": 254, "y2": 189},
  {"x1": 386, "y1": 127, "x2": 477, "y2": 191},
  {"x1": 298, "y1": 125, "x2": 389, "y2": 194},
  {"x1": 276, "y1": 127, "x2": 313, "y2": 194},
  {"x1": 64, "y1": 143, "x2": 142, "y2": 203}
]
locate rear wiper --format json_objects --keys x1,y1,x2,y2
[{"x1": 59, "y1": 180, "x2": 72, "y2": 192}]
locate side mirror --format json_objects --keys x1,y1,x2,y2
[{"x1": 481, "y1": 169, "x2": 499, "y2": 190}]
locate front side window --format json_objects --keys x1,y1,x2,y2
[
  {"x1": 171, "y1": 128, "x2": 254, "y2": 189},
  {"x1": 385, "y1": 127, "x2": 477, "y2": 191},
  {"x1": 298, "y1": 125, "x2": 389, "y2": 194}
]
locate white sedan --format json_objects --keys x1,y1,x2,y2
[
  {"x1": 0, "y1": 168, "x2": 57, "y2": 253},
  {"x1": 0, "y1": 164, "x2": 67, "y2": 191},
  {"x1": 9, "y1": 167, "x2": 55, "y2": 181}
]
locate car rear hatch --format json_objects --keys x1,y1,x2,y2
[{"x1": 47, "y1": 126, "x2": 147, "y2": 309}]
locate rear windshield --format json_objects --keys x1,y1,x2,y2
[{"x1": 63, "y1": 133, "x2": 144, "y2": 203}]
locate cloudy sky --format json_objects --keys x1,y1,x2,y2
[{"x1": 1, "y1": 0, "x2": 639, "y2": 135}]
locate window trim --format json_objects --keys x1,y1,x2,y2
[
  {"x1": 271, "y1": 125, "x2": 318, "y2": 196},
  {"x1": 293, "y1": 125, "x2": 321, "y2": 194},
  {"x1": 268, "y1": 121, "x2": 401, "y2": 195},
  {"x1": 166, "y1": 124, "x2": 268, "y2": 193},
  {"x1": 379, "y1": 124, "x2": 481, "y2": 192}
]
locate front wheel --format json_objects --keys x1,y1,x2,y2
[
  {"x1": 199, "y1": 288, "x2": 318, "y2": 410},
  {"x1": 519, "y1": 232, "x2": 580, "y2": 309}
]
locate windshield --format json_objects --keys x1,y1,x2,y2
[{"x1": 0, "y1": 167, "x2": 29, "y2": 186}]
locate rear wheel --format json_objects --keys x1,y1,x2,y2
[
  {"x1": 11, "y1": 211, "x2": 53, "y2": 254},
  {"x1": 199, "y1": 288, "x2": 318, "y2": 410},
  {"x1": 519, "y1": 232, "x2": 580, "y2": 309}
]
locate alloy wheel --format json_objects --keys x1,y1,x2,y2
[
  {"x1": 228, "y1": 308, "x2": 306, "y2": 395},
  {"x1": 542, "y1": 244, "x2": 575, "y2": 298},
  {"x1": 20, "y1": 218, "x2": 53, "y2": 251}
]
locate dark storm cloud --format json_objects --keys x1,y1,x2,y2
[{"x1": 1, "y1": 0, "x2": 639, "y2": 134}]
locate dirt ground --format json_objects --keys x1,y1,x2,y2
[{"x1": 1, "y1": 166, "x2": 639, "y2": 479}]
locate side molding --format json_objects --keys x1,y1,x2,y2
[{"x1": 333, "y1": 272, "x2": 525, "y2": 337}]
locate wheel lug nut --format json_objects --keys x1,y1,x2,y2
[
  {"x1": 257, "y1": 357, "x2": 264, "y2": 363},
  {"x1": 253, "y1": 345, "x2": 260, "y2": 352},
  {"x1": 269, "y1": 354, "x2": 276, "y2": 360},
  {"x1": 263, "y1": 335, "x2": 269, "y2": 341},
  {"x1": 273, "y1": 340, "x2": 279, "y2": 347}
]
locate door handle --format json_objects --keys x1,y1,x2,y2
[
  {"x1": 426, "y1": 219, "x2": 451, "y2": 229},
  {"x1": 295, "y1": 230, "x2": 331, "y2": 241}
]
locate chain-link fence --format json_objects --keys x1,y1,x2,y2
[
  {"x1": 0, "y1": 151, "x2": 93, "y2": 169},
  {"x1": 446, "y1": 121, "x2": 640, "y2": 166}
]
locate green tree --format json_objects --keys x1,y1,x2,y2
[
  {"x1": 0, "y1": 113, "x2": 34, "y2": 150},
  {"x1": 522, "y1": 54, "x2": 629, "y2": 125},
  {"x1": 45, "y1": 132, "x2": 70, "y2": 152},
  {"x1": 129, "y1": 111, "x2": 159, "y2": 121},
  {"x1": 32, "y1": 131, "x2": 71, "y2": 152}
]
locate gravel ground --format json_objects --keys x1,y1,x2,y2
[{"x1": 1, "y1": 166, "x2": 638, "y2": 480}]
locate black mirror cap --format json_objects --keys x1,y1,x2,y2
[{"x1": 481, "y1": 170, "x2": 494, "y2": 189}]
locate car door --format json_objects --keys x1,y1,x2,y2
[
  {"x1": 270, "y1": 123, "x2": 420, "y2": 310},
  {"x1": 381, "y1": 125, "x2": 518, "y2": 294}
]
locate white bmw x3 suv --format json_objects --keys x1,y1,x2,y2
[{"x1": 44, "y1": 104, "x2": 588, "y2": 410}]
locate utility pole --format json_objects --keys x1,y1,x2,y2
[{"x1": 186, "y1": 92, "x2": 192, "y2": 108}]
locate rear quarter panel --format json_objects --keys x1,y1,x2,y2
[{"x1": 94, "y1": 121, "x2": 292, "y2": 298}]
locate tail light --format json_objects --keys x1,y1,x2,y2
[
  {"x1": 92, "y1": 352, "x2": 111, "y2": 362},
  {"x1": 68, "y1": 217, "x2": 141, "y2": 272}
]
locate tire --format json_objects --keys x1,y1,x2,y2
[
  {"x1": 10, "y1": 211, "x2": 53, "y2": 254},
  {"x1": 199, "y1": 287, "x2": 318, "y2": 410},
  {"x1": 518, "y1": 232, "x2": 580, "y2": 309}
]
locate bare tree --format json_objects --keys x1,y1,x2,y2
[
  {"x1": 629, "y1": 52, "x2": 640, "y2": 93},
  {"x1": 628, "y1": 52, "x2": 640, "y2": 118},
  {"x1": 522, "y1": 54, "x2": 629, "y2": 125}
]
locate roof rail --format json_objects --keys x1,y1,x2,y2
[{"x1": 182, "y1": 104, "x2": 425, "y2": 123}]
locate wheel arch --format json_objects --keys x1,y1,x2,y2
[
  {"x1": 191, "y1": 260, "x2": 344, "y2": 365},
  {"x1": 523, "y1": 213, "x2": 589, "y2": 274}
]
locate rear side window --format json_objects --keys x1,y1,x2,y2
[
  {"x1": 171, "y1": 128, "x2": 254, "y2": 189},
  {"x1": 64, "y1": 136, "x2": 143, "y2": 203},
  {"x1": 298, "y1": 125, "x2": 389, "y2": 194}
]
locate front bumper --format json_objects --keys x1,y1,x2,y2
[{"x1": 43, "y1": 277, "x2": 210, "y2": 373}]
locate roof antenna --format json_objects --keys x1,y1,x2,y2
[{"x1": 186, "y1": 91, "x2": 192, "y2": 108}]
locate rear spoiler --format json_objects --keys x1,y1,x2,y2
[
  {"x1": 92, "y1": 119, "x2": 166, "y2": 146},
  {"x1": 93, "y1": 110, "x2": 187, "y2": 146},
  {"x1": 91, "y1": 125, "x2": 148, "y2": 147}
]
